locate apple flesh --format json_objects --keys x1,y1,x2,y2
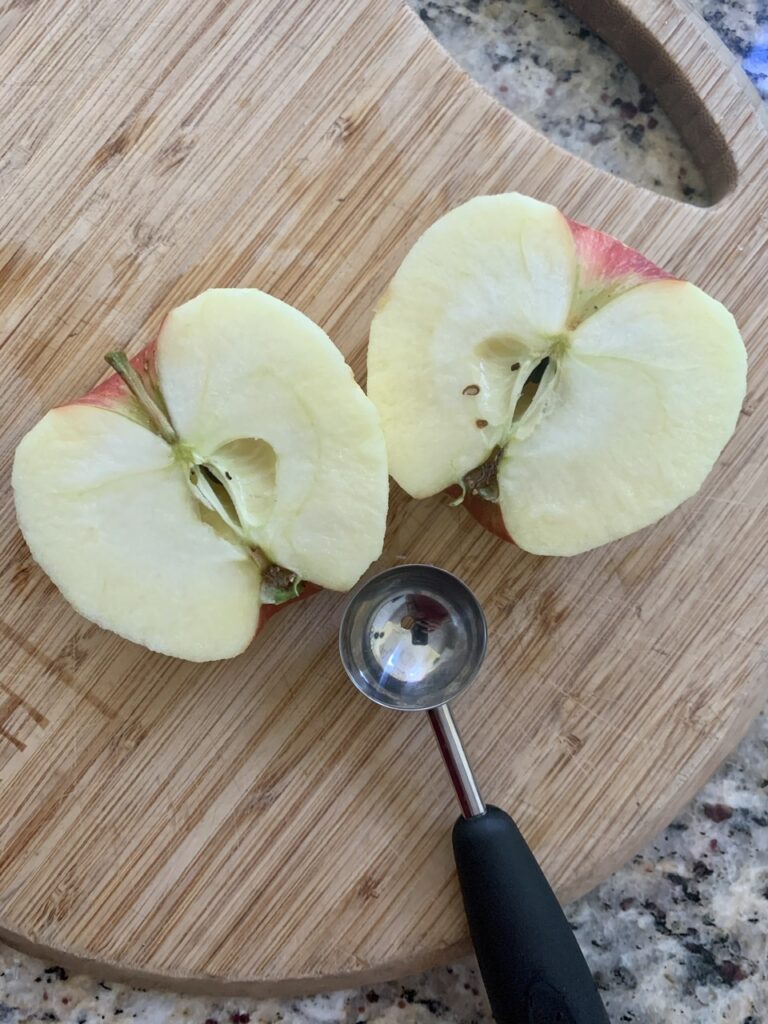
[
  {"x1": 13, "y1": 289, "x2": 388, "y2": 661},
  {"x1": 367, "y1": 193, "x2": 747, "y2": 556}
]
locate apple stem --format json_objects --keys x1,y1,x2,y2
[{"x1": 105, "y1": 351, "x2": 178, "y2": 446}]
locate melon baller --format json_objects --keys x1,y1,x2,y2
[{"x1": 339, "y1": 564, "x2": 608, "y2": 1024}]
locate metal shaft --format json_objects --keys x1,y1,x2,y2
[{"x1": 428, "y1": 703, "x2": 485, "y2": 819}]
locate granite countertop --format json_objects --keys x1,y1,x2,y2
[{"x1": 2, "y1": 1, "x2": 766, "y2": 1022}]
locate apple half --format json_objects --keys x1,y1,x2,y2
[
  {"x1": 367, "y1": 194, "x2": 747, "y2": 556},
  {"x1": 13, "y1": 289, "x2": 388, "y2": 661}
]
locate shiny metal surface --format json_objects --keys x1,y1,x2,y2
[
  {"x1": 428, "y1": 703, "x2": 485, "y2": 818},
  {"x1": 339, "y1": 564, "x2": 487, "y2": 712},
  {"x1": 339, "y1": 564, "x2": 488, "y2": 818}
]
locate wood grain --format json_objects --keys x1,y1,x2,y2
[{"x1": 0, "y1": 0, "x2": 766, "y2": 996}]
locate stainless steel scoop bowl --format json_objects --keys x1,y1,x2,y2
[
  {"x1": 339, "y1": 563, "x2": 487, "y2": 710},
  {"x1": 339, "y1": 563, "x2": 487, "y2": 816}
]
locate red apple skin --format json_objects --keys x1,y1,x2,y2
[
  {"x1": 456, "y1": 219, "x2": 675, "y2": 547},
  {"x1": 445, "y1": 484, "x2": 513, "y2": 543},
  {"x1": 463, "y1": 492, "x2": 513, "y2": 543},
  {"x1": 567, "y1": 218, "x2": 674, "y2": 290}
]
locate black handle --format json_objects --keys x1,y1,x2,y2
[{"x1": 453, "y1": 806, "x2": 609, "y2": 1024}]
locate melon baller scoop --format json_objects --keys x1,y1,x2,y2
[{"x1": 339, "y1": 564, "x2": 608, "y2": 1024}]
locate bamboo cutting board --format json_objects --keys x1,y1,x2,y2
[{"x1": 0, "y1": 0, "x2": 766, "y2": 996}]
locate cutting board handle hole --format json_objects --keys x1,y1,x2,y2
[{"x1": 405, "y1": 0, "x2": 738, "y2": 206}]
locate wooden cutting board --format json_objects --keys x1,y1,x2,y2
[{"x1": 0, "y1": 0, "x2": 765, "y2": 997}]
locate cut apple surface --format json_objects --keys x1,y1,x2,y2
[
  {"x1": 13, "y1": 289, "x2": 388, "y2": 661},
  {"x1": 367, "y1": 193, "x2": 747, "y2": 556}
]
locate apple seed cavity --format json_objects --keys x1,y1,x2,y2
[
  {"x1": 106, "y1": 350, "x2": 300, "y2": 606},
  {"x1": 459, "y1": 354, "x2": 555, "y2": 503}
]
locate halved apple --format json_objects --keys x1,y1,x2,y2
[
  {"x1": 13, "y1": 289, "x2": 388, "y2": 661},
  {"x1": 367, "y1": 194, "x2": 746, "y2": 556}
]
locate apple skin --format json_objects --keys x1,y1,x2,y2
[
  {"x1": 463, "y1": 491, "x2": 513, "y2": 543},
  {"x1": 459, "y1": 217, "x2": 674, "y2": 546},
  {"x1": 76, "y1": 339, "x2": 324, "y2": 631},
  {"x1": 566, "y1": 218, "x2": 674, "y2": 287},
  {"x1": 445, "y1": 483, "x2": 513, "y2": 543}
]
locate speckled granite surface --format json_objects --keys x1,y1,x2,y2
[{"x1": 2, "y1": 1, "x2": 766, "y2": 1022}]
